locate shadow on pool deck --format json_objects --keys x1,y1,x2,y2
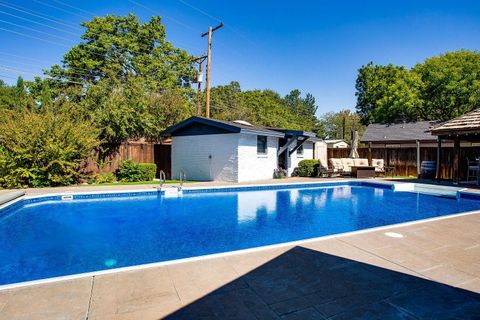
[{"x1": 164, "y1": 246, "x2": 480, "y2": 320}]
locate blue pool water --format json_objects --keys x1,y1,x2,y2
[{"x1": 1, "y1": 183, "x2": 479, "y2": 285}]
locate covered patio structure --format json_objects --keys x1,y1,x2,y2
[{"x1": 430, "y1": 109, "x2": 480, "y2": 184}]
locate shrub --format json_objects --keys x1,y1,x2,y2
[
  {"x1": 0, "y1": 109, "x2": 99, "y2": 188},
  {"x1": 117, "y1": 159, "x2": 143, "y2": 182},
  {"x1": 94, "y1": 172, "x2": 116, "y2": 184},
  {"x1": 296, "y1": 159, "x2": 319, "y2": 177},
  {"x1": 117, "y1": 160, "x2": 156, "y2": 182},
  {"x1": 138, "y1": 163, "x2": 156, "y2": 181}
]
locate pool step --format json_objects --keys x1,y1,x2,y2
[
  {"x1": 161, "y1": 187, "x2": 183, "y2": 198},
  {"x1": 394, "y1": 183, "x2": 461, "y2": 197}
]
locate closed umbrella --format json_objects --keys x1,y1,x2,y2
[{"x1": 349, "y1": 130, "x2": 359, "y2": 158}]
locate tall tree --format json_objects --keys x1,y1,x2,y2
[
  {"x1": 317, "y1": 110, "x2": 364, "y2": 143},
  {"x1": 413, "y1": 50, "x2": 480, "y2": 120},
  {"x1": 355, "y1": 63, "x2": 423, "y2": 124},
  {"x1": 47, "y1": 14, "x2": 194, "y2": 89}
]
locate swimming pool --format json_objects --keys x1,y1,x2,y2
[{"x1": 0, "y1": 182, "x2": 479, "y2": 286}]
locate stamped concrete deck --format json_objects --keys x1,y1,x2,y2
[
  {"x1": 1, "y1": 178, "x2": 480, "y2": 319},
  {"x1": 0, "y1": 211, "x2": 479, "y2": 319}
]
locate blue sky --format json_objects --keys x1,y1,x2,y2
[{"x1": 0, "y1": 0, "x2": 479, "y2": 115}]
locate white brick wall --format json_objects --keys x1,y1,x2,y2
[
  {"x1": 171, "y1": 134, "x2": 239, "y2": 182},
  {"x1": 171, "y1": 133, "x2": 279, "y2": 182},
  {"x1": 237, "y1": 133, "x2": 278, "y2": 182},
  {"x1": 286, "y1": 141, "x2": 314, "y2": 176}
]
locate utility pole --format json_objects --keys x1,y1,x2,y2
[
  {"x1": 201, "y1": 22, "x2": 224, "y2": 118},
  {"x1": 193, "y1": 55, "x2": 207, "y2": 116}
]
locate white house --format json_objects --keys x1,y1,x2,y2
[
  {"x1": 161, "y1": 117, "x2": 324, "y2": 182},
  {"x1": 325, "y1": 139, "x2": 349, "y2": 149}
]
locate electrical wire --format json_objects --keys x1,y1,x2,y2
[
  {"x1": 0, "y1": 1, "x2": 82, "y2": 31},
  {"x1": 50, "y1": 0, "x2": 97, "y2": 17},
  {"x1": 0, "y1": 18, "x2": 76, "y2": 42},
  {"x1": 126, "y1": 0, "x2": 197, "y2": 32},
  {"x1": 0, "y1": 64, "x2": 85, "y2": 85},
  {"x1": 30, "y1": 0, "x2": 91, "y2": 20},
  {"x1": 0, "y1": 9, "x2": 79, "y2": 36}
]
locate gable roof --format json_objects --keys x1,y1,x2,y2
[
  {"x1": 430, "y1": 109, "x2": 480, "y2": 136},
  {"x1": 161, "y1": 116, "x2": 285, "y2": 137},
  {"x1": 361, "y1": 121, "x2": 438, "y2": 143}
]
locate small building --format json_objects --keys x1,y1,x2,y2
[
  {"x1": 161, "y1": 117, "x2": 324, "y2": 182},
  {"x1": 361, "y1": 121, "x2": 438, "y2": 148},
  {"x1": 324, "y1": 139, "x2": 349, "y2": 149},
  {"x1": 430, "y1": 108, "x2": 480, "y2": 184},
  {"x1": 360, "y1": 121, "x2": 439, "y2": 176}
]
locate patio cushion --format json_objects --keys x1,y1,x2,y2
[
  {"x1": 353, "y1": 158, "x2": 369, "y2": 167},
  {"x1": 329, "y1": 158, "x2": 343, "y2": 172},
  {"x1": 319, "y1": 158, "x2": 328, "y2": 169},
  {"x1": 341, "y1": 158, "x2": 354, "y2": 172},
  {"x1": 372, "y1": 158, "x2": 385, "y2": 172}
]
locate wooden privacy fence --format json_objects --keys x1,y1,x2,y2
[
  {"x1": 328, "y1": 147, "x2": 480, "y2": 180},
  {"x1": 84, "y1": 141, "x2": 172, "y2": 179}
]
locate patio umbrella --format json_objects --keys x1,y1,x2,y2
[{"x1": 349, "y1": 130, "x2": 360, "y2": 158}]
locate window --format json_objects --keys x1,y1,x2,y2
[
  {"x1": 297, "y1": 143, "x2": 304, "y2": 156},
  {"x1": 257, "y1": 135, "x2": 267, "y2": 154}
]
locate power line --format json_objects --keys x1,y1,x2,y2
[
  {"x1": 0, "y1": 73, "x2": 18, "y2": 80},
  {"x1": 0, "y1": 64, "x2": 85, "y2": 85},
  {"x1": 127, "y1": 0, "x2": 197, "y2": 32},
  {"x1": 0, "y1": 2, "x2": 82, "y2": 31},
  {"x1": 0, "y1": 9, "x2": 79, "y2": 36},
  {"x1": 0, "y1": 18, "x2": 76, "y2": 42},
  {"x1": 30, "y1": 0, "x2": 91, "y2": 20},
  {"x1": 174, "y1": 0, "x2": 258, "y2": 48},
  {"x1": 0, "y1": 56, "x2": 100, "y2": 80},
  {"x1": 175, "y1": 0, "x2": 222, "y2": 23},
  {"x1": 50, "y1": 0, "x2": 97, "y2": 17},
  {"x1": 0, "y1": 26, "x2": 71, "y2": 47}
]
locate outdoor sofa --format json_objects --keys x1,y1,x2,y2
[{"x1": 323, "y1": 158, "x2": 386, "y2": 177}]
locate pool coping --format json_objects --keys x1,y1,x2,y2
[{"x1": 0, "y1": 180, "x2": 478, "y2": 291}]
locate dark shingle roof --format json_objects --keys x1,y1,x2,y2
[
  {"x1": 161, "y1": 116, "x2": 284, "y2": 137},
  {"x1": 361, "y1": 121, "x2": 439, "y2": 143},
  {"x1": 430, "y1": 109, "x2": 480, "y2": 135}
]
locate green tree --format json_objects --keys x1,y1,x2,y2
[
  {"x1": 413, "y1": 50, "x2": 480, "y2": 120},
  {"x1": 82, "y1": 76, "x2": 194, "y2": 145},
  {"x1": 355, "y1": 63, "x2": 423, "y2": 124},
  {"x1": 0, "y1": 80, "x2": 15, "y2": 109},
  {"x1": 317, "y1": 110, "x2": 364, "y2": 143},
  {"x1": 47, "y1": 14, "x2": 194, "y2": 89}
]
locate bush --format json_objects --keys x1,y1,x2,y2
[
  {"x1": 296, "y1": 159, "x2": 319, "y2": 177},
  {"x1": 117, "y1": 160, "x2": 143, "y2": 182},
  {"x1": 138, "y1": 163, "x2": 156, "y2": 181},
  {"x1": 0, "y1": 109, "x2": 99, "y2": 188},
  {"x1": 93, "y1": 172, "x2": 116, "y2": 184},
  {"x1": 117, "y1": 160, "x2": 156, "y2": 182}
]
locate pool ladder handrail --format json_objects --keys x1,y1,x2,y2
[
  {"x1": 158, "y1": 170, "x2": 166, "y2": 189},
  {"x1": 178, "y1": 169, "x2": 186, "y2": 191}
]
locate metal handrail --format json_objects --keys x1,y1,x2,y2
[
  {"x1": 179, "y1": 169, "x2": 186, "y2": 190},
  {"x1": 159, "y1": 170, "x2": 166, "y2": 188}
]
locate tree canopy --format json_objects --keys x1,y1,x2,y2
[
  {"x1": 355, "y1": 50, "x2": 480, "y2": 124},
  {"x1": 47, "y1": 14, "x2": 194, "y2": 89}
]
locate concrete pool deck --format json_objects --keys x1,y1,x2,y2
[{"x1": 0, "y1": 178, "x2": 479, "y2": 319}]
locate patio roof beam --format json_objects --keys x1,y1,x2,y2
[
  {"x1": 277, "y1": 136, "x2": 298, "y2": 156},
  {"x1": 289, "y1": 136, "x2": 308, "y2": 156}
]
